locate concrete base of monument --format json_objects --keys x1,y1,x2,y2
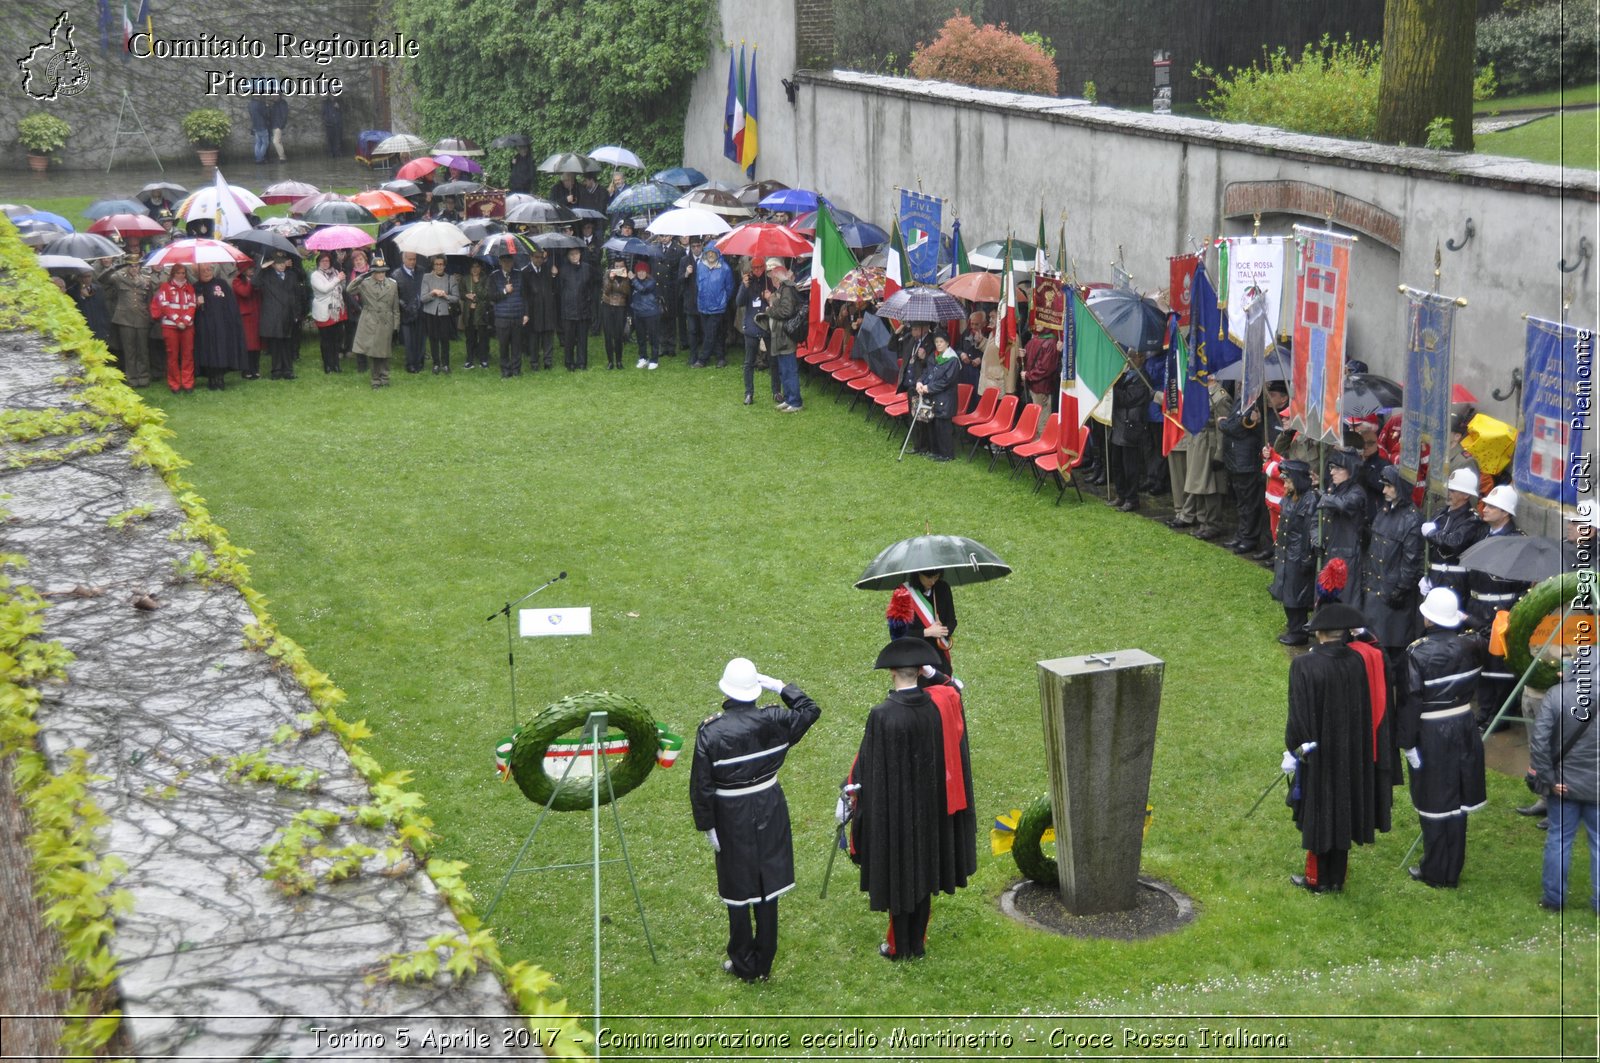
[{"x1": 1000, "y1": 877, "x2": 1196, "y2": 941}]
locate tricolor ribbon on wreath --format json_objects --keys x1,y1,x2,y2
[{"x1": 494, "y1": 723, "x2": 685, "y2": 781}]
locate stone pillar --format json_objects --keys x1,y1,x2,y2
[{"x1": 1037, "y1": 650, "x2": 1164, "y2": 914}]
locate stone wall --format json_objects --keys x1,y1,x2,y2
[{"x1": 5, "y1": 0, "x2": 396, "y2": 171}]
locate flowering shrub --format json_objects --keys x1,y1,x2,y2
[{"x1": 909, "y1": 14, "x2": 1059, "y2": 96}]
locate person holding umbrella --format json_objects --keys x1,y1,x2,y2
[
  {"x1": 689, "y1": 658, "x2": 821, "y2": 983},
  {"x1": 348, "y1": 254, "x2": 399, "y2": 388},
  {"x1": 488, "y1": 252, "x2": 528, "y2": 378},
  {"x1": 258, "y1": 253, "x2": 305, "y2": 381},
  {"x1": 233, "y1": 260, "x2": 262, "y2": 380},
  {"x1": 556, "y1": 247, "x2": 595, "y2": 370},
  {"x1": 419, "y1": 255, "x2": 459, "y2": 373},
  {"x1": 192, "y1": 263, "x2": 247, "y2": 391},
  {"x1": 734, "y1": 257, "x2": 768, "y2": 403},
  {"x1": 508, "y1": 145, "x2": 534, "y2": 195},
  {"x1": 629, "y1": 260, "x2": 663, "y2": 369},
  {"x1": 886, "y1": 569, "x2": 957, "y2": 673},
  {"x1": 1109, "y1": 351, "x2": 1154, "y2": 511},
  {"x1": 459, "y1": 259, "x2": 493, "y2": 370},
  {"x1": 149, "y1": 264, "x2": 198, "y2": 394},
  {"x1": 1397, "y1": 588, "x2": 1487, "y2": 889},
  {"x1": 523, "y1": 248, "x2": 559, "y2": 371},
  {"x1": 599, "y1": 257, "x2": 632, "y2": 370},
  {"x1": 310, "y1": 252, "x2": 348, "y2": 374},
  {"x1": 758, "y1": 259, "x2": 802, "y2": 412},
  {"x1": 694, "y1": 246, "x2": 736, "y2": 369},
  {"x1": 392, "y1": 252, "x2": 426, "y2": 373}
]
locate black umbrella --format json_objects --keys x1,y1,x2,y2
[
  {"x1": 433, "y1": 180, "x2": 485, "y2": 196},
  {"x1": 857, "y1": 312, "x2": 898, "y2": 384},
  {"x1": 505, "y1": 200, "x2": 576, "y2": 226},
  {"x1": 1086, "y1": 287, "x2": 1166, "y2": 355},
  {"x1": 85, "y1": 198, "x2": 149, "y2": 219},
  {"x1": 380, "y1": 179, "x2": 422, "y2": 198},
  {"x1": 538, "y1": 152, "x2": 599, "y2": 175},
  {"x1": 1343, "y1": 373, "x2": 1405, "y2": 417},
  {"x1": 229, "y1": 230, "x2": 302, "y2": 259},
  {"x1": 1459, "y1": 535, "x2": 1567, "y2": 584},
  {"x1": 459, "y1": 217, "x2": 506, "y2": 243},
  {"x1": 136, "y1": 182, "x2": 187, "y2": 204},
  {"x1": 854, "y1": 535, "x2": 1012, "y2": 590},
  {"x1": 602, "y1": 236, "x2": 662, "y2": 258},
  {"x1": 304, "y1": 201, "x2": 379, "y2": 226},
  {"x1": 43, "y1": 232, "x2": 124, "y2": 260},
  {"x1": 529, "y1": 232, "x2": 585, "y2": 250},
  {"x1": 490, "y1": 133, "x2": 530, "y2": 150}
]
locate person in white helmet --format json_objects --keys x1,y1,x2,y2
[
  {"x1": 1420, "y1": 466, "x2": 1487, "y2": 603},
  {"x1": 689, "y1": 658, "x2": 821, "y2": 982},
  {"x1": 1464, "y1": 484, "x2": 1526, "y2": 731},
  {"x1": 1397, "y1": 587, "x2": 1488, "y2": 888}
]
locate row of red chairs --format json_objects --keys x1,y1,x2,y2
[{"x1": 795, "y1": 326, "x2": 1092, "y2": 504}]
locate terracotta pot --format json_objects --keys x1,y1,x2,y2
[
  {"x1": 27, "y1": 154, "x2": 48, "y2": 173},
  {"x1": 196, "y1": 148, "x2": 219, "y2": 168}
]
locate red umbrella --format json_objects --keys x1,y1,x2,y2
[
  {"x1": 716, "y1": 222, "x2": 812, "y2": 260},
  {"x1": 145, "y1": 238, "x2": 251, "y2": 268},
  {"x1": 397, "y1": 157, "x2": 441, "y2": 182},
  {"x1": 941, "y1": 271, "x2": 1001, "y2": 303},
  {"x1": 86, "y1": 213, "x2": 164, "y2": 238},
  {"x1": 1452, "y1": 383, "x2": 1478, "y2": 403}
]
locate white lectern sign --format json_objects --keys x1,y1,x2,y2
[{"x1": 519, "y1": 607, "x2": 593, "y2": 637}]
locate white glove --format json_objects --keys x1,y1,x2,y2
[
  {"x1": 950, "y1": 676, "x2": 965, "y2": 692},
  {"x1": 1297, "y1": 741, "x2": 1318, "y2": 757},
  {"x1": 835, "y1": 796, "x2": 849, "y2": 824},
  {"x1": 1404, "y1": 748, "x2": 1422, "y2": 770},
  {"x1": 1281, "y1": 749, "x2": 1299, "y2": 775},
  {"x1": 1420, "y1": 521, "x2": 1438, "y2": 538},
  {"x1": 920, "y1": 664, "x2": 937, "y2": 678},
  {"x1": 756, "y1": 674, "x2": 785, "y2": 693},
  {"x1": 1419, "y1": 576, "x2": 1433, "y2": 595},
  {"x1": 705, "y1": 828, "x2": 720, "y2": 853}
]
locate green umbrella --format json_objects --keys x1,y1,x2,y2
[{"x1": 853, "y1": 535, "x2": 1012, "y2": 590}]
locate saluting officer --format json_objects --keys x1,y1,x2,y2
[
  {"x1": 689, "y1": 658, "x2": 821, "y2": 982},
  {"x1": 1398, "y1": 588, "x2": 1488, "y2": 888},
  {"x1": 1420, "y1": 467, "x2": 1487, "y2": 603}
]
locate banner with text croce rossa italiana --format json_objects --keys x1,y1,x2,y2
[{"x1": 1514, "y1": 318, "x2": 1593, "y2": 505}]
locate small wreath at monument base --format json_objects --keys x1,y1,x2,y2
[
  {"x1": 505, "y1": 691, "x2": 667, "y2": 812},
  {"x1": 1505, "y1": 570, "x2": 1596, "y2": 692},
  {"x1": 1011, "y1": 794, "x2": 1058, "y2": 888}
]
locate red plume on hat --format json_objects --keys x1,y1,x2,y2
[
  {"x1": 886, "y1": 586, "x2": 915, "y2": 623},
  {"x1": 1316, "y1": 558, "x2": 1348, "y2": 602}
]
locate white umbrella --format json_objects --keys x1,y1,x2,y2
[
  {"x1": 374, "y1": 133, "x2": 427, "y2": 156},
  {"x1": 391, "y1": 220, "x2": 470, "y2": 257},
  {"x1": 144, "y1": 238, "x2": 251, "y2": 268},
  {"x1": 36, "y1": 254, "x2": 93, "y2": 272},
  {"x1": 589, "y1": 145, "x2": 642, "y2": 168},
  {"x1": 180, "y1": 182, "x2": 264, "y2": 224},
  {"x1": 646, "y1": 208, "x2": 733, "y2": 237}
]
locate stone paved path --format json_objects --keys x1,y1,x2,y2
[{"x1": 0, "y1": 327, "x2": 535, "y2": 1058}]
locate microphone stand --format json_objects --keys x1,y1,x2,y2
[{"x1": 486, "y1": 571, "x2": 567, "y2": 730}]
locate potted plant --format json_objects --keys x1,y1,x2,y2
[
  {"x1": 181, "y1": 108, "x2": 232, "y2": 168},
  {"x1": 17, "y1": 113, "x2": 70, "y2": 173}
]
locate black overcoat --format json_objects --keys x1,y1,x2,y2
[
  {"x1": 256, "y1": 268, "x2": 303, "y2": 339},
  {"x1": 1361, "y1": 498, "x2": 1425, "y2": 648},
  {"x1": 850, "y1": 687, "x2": 946, "y2": 914},
  {"x1": 192, "y1": 276, "x2": 246, "y2": 371},
  {"x1": 1286, "y1": 642, "x2": 1379, "y2": 853},
  {"x1": 1270, "y1": 488, "x2": 1320, "y2": 609},
  {"x1": 523, "y1": 263, "x2": 560, "y2": 332},
  {"x1": 1423, "y1": 502, "x2": 1486, "y2": 602},
  {"x1": 689, "y1": 685, "x2": 821, "y2": 906},
  {"x1": 1318, "y1": 479, "x2": 1368, "y2": 595}
]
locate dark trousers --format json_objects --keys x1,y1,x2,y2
[
  {"x1": 464, "y1": 321, "x2": 490, "y2": 367},
  {"x1": 528, "y1": 327, "x2": 555, "y2": 369},
  {"x1": 660, "y1": 305, "x2": 678, "y2": 356},
  {"x1": 741, "y1": 334, "x2": 763, "y2": 397},
  {"x1": 600, "y1": 306, "x2": 628, "y2": 367},
  {"x1": 698, "y1": 314, "x2": 726, "y2": 366},
  {"x1": 401, "y1": 319, "x2": 425, "y2": 372},
  {"x1": 424, "y1": 314, "x2": 452, "y2": 369},
  {"x1": 318, "y1": 323, "x2": 342, "y2": 371},
  {"x1": 1419, "y1": 814, "x2": 1467, "y2": 887},
  {"x1": 1477, "y1": 654, "x2": 1516, "y2": 729},
  {"x1": 1284, "y1": 606, "x2": 1309, "y2": 639},
  {"x1": 931, "y1": 415, "x2": 954, "y2": 458},
  {"x1": 885, "y1": 895, "x2": 932, "y2": 958},
  {"x1": 1111, "y1": 440, "x2": 1146, "y2": 505},
  {"x1": 1230, "y1": 470, "x2": 1267, "y2": 547},
  {"x1": 494, "y1": 318, "x2": 523, "y2": 376},
  {"x1": 635, "y1": 314, "x2": 661, "y2": 364},
  {"x1": 267, "y1": 336, "x2": 296, "y2": 379},
  {"x1": 1305, "y1": 848, "x2": 1349, "y2": 889},
  {"x1": 562, "y1": 318, "x2": 588, "y2": 369},
  {"x1": 683, "y1": 310, "x2": 703, "y2": 356},
  {"x1": 725, "y1": 899, "x2": 778, "y2": 981}
]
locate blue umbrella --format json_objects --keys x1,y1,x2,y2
[
  {"x1": 84, "y1": 198, "x2": 149, "y2": 220},
  {"x1": 838, "y1": 221, "x2": 890, "y2": 250},
  {"x1": 603, "y1": 236, "x2": 663, "y2": 258},
  {"x1": 653, "y1": 167, "x2": 707, "y2": 190},
  {"x1": 607, "y1": 181, "x2": 681, "y2": 216},
  {"x1": 12, "y1": 210, "x2": 74, "y2": 232},
  {"x1": 758, "y1": 188, "x2": 819, "y2": 213}
]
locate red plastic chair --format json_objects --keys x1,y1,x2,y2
[
  {"x1": 796, "y1": 319, "x2": 829, "y2": 360},
  {"x1": 966, "y1": 395, "x2": 1019, "y2": 460},
  {"x1": 986, "y1": 403, "x2": 1043, "y2": 471},
  {"x1": 952, "y1": 387, "x2": 999, "y2": 431},
  {"x1": 1010, "y1": 412, "x2": 1060, "y2": 479},
  {"x1": 1035, "y1": 421, "x2": 1089, "y2": 504},
  {"x1": 803, "y1": 328, "x2": 844, "y2": 367},
  {"x1": 820, "y1": 334, "x2": 857, "y2": 374}
]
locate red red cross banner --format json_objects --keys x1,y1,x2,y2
[{"x1": 1288, "y1": 227, "x2": 1355, "y2": 444}]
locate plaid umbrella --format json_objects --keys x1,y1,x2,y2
[
  {"x1": 606, "y1": 181, "x2": 681, "y2": 216},
  {"x1": 373, "y1": 133, "x2": 427, "y2": 156},
  {"x1": 829, "y1": 265, "x2": 887, "y2": 303},
  {"x1": 877, "y1": 285, "x2": 964, "y2": 324}
]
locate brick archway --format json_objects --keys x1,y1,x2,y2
[{"x1": 1222, "y1": 181, "x2": 1403, "y2": 250}]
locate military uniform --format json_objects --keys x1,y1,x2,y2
[
  {"x1": 689, "y1": 677, "x2": 820, "y2": 981},
  {"x1": 1422, "y1": 501, "x2": 1485, "y2": 603},
  {"x1": 1463, "y1": 520, "x2": 1528, "y2": 727}
]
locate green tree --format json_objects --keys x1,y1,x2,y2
[
  {"x1": 393, "y1": 0, "x2": 714, "y2": 183},
  {"x1": 1375, "y1": 0, "x2": 1476, "y2": 149}
]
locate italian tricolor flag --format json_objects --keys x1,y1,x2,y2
[
  {"x1": 1061, "y1": 286, "x2": 1125, "y2": 428},
  {"x1": 810, "y1": 200, "x2": 857, "y2": 324},
  {"x1": 885, "y1": 215, "x2": 911, "y2": 297},
  {"x1": 995, "y1": 236, "x2": 1017, "y2": 369}
]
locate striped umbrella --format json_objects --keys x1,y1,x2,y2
[{"x1": 144, "y1": 238, "x2": 251, "y2": 268}]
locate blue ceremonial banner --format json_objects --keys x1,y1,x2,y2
[
  {"x1": 1514, "y1": 318, "x2": 1593, "y2": 505},
  {"x1": 898, "y1": 190, "x2": 943, "y2": 284},
  {"x1": 1398, "y1": 288, "x2": 1457, "y2": 492},
  {"x1": 1188, "y1": 263, "x2": 1242, "y2": 381}
]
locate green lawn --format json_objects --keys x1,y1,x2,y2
[
  {"x1": 1477, "y1": 109, "x2": 1600, "y2": 168},
  {"x1": 12, "y1": 190, "x2": 1598, "y2": 1059},
  {"x1": 1476, "y1": 81, "x2": 1600, "y2": 114},
  {"x1": 123, "y1": 343, "x2": 1595, "y2": 1059}
]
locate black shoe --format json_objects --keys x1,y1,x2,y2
[
  {"x1": 1516, "y1": 799, "x2": 1548, "y2": 816},
  {"x1": 1251, "y1": 547, "x2": 1275, "y2": 561},
  {"x1": 1165, "y1": 518, "x2": 1196, "y2": 529},
  {"x1": 1278, "y1": 632, "x2": 1309, "y2": 646},
  {"x1": 1290, "y1": 873, "x2": 1340, "y2": 893},
  {"x1": 1219, "y1": 539, "x2": 1242, "y2": 551},
  {"x1": 1191, "y1": 527, "x2": 1222, "y2": 541},
  {"x1": 1537, "y1": 817, "x2": 1549, "y2": 830},
  {"x1": 1408, "y1": 866, "x2": 1441, "y2": 888},
  {"x1": 1539, "y1": 898, "x2": 1563, "y2": 912}
]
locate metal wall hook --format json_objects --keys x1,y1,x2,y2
[
  {"x1": 1444, "y1": 218, "x2": 1474, "y2": 252},
  {"x1": 1559, "y1": 235, "x2": 1591, "y2": 274},
  {"x1": 1491, "y1": 367, "x2": 1521, "y2": 404}
]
